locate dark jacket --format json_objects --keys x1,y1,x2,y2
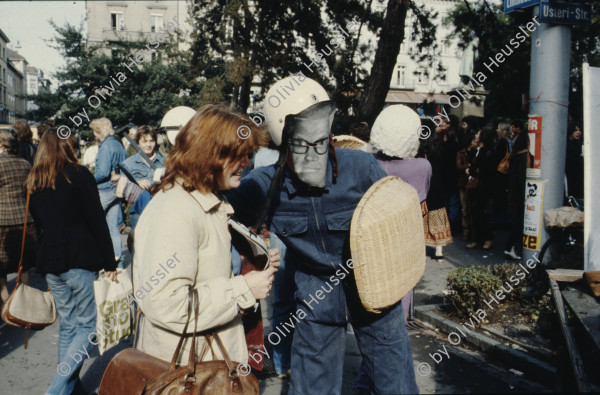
[
  {"x1": 565, "y1": 139, "x2": 583, "y2": 199},
  {"x1": 471, "y1": 146, "x2": 496, "y2": 191},
  {"x1": 29, "y1": 164, "x2": 117, "y2": 275},
  {"x1": 18, "y1": 141, "x2": 37, "y2": 166}
]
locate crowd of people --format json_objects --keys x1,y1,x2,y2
[
  {"x1": 350, "y1": 114, "x2": 583, "y2": 262},
  {"x1": 0, "y1": 76, "x2": 585, "y2": 394}
]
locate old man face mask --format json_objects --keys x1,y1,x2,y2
[{"x1": 285, "y1": 101, "x2": 336, "y2": 188}]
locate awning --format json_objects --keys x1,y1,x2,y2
[{"x1": 385, "y1": 91, "x2": 451, "y2": 105}]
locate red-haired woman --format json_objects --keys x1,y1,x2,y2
[
  {"x1": 133, "y1": 104, "x2": 280, "y2": 365},
  {"x1": 25, "y1": 130, "x2": 117, "y2": 395}
]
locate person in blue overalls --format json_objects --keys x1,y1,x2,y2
[{"x1": 228, "y1": 76, "x2": 418, "y2": 394}]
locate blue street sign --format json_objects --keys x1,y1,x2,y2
[
  {"x1": 505, "y1": 0, "x2": 539, "y2": 14},
  {"x1": 539, "y1": 1, "x2": 592, "y2": 25}
]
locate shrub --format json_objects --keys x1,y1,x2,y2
[{"x1": 446, "y1": 264, "x2": 527, "y2": 318}]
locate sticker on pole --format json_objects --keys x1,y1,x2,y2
[
  {"x1": 523, "y1": 180, "x2": 545, "y2": 251},
  {"x1": 527, "y1": 116, "x2": 542, "y2": 178}
]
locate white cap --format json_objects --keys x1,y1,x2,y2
[
  {"x1": 160, "y1": 106, "x2": 196, "y2": 145},
  {"x1": 263, "y1": 76, "x2": 330, "y2": 146},
  {"x1": 370, "y1": 105, "x2": 421, "y2": 159}
]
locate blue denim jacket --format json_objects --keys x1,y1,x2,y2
[
  {"x1": 95, "y1": 136, "x2": 127, "y2": 190},
  {"x1": 121, "y1": 152, "x2": 165, "y2": 185},
  {"x1": 227, "y1": 149, "x2": 386, "y2": 274}
]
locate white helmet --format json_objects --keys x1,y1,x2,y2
[
  {"x1": 263, "y1": 75, "x2": 330, "y2": 146},
  {"x1": 370, "y1": 105, "x2": 421, "y2": 159},
  {"x1": 160, "y1": 106, "x2": 196, "y2": 145}
]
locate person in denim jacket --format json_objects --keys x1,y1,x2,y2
[
  {"x1": 91, "y1": 118, "x2": 127, "y2": 265},
  {"x1": 121, "y1": 126, "x2": 164, "y2": 228},
  {"x1": 121, "y1": 126, "x2": 164, "y2": 190},
  {"x1": 228, "y1": 77, "x2": 418, "y2": 395}
]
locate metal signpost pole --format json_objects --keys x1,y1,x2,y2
[{"x1": 522, "y1": 5, "x2": 572, "y2": 265}]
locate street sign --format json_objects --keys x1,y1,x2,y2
[
  {"x1": 539, "y1": 1, "x2": 592, "y2": 25},
  {"x1": 504, "y1": 0, "x2": 539, "y2": 14}
]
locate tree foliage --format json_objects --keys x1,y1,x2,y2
[
  {"x1": 446, "y1": 0, "x2": 600, "y2": 121},
  {"x1": 26, "y1": 21, "x2": 198, "y2": 134},
  {"x1": 189, "y1": 0, "x2": 438, "y2": 121}
]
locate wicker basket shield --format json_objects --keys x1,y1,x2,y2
[
  {"x1": 332, "y1": 135, "x2": 367, "y2": 150},
  {"x1": 350, "y1": 176, "x2": 426, "y2": 313}
]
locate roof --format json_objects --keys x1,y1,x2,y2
[
  {"x1": 0, "y1": 29, "x2": 9, "y2": 44},
  {"x1": 7, "y1": 48, "x2": 25, "y2": 60}
]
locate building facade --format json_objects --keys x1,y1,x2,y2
[
  {"x1": 0, "y1": 29, "x2": 11, "y2": 124},
  {"x1": 385, "y1": 0, "x2": 465, "y2": 112},
  {"x1": 85, "y1": 0, "x2": 191, "y2": 53},
  {"x1": 26, "y1": 66, "x2": 51, "y2": 112}
]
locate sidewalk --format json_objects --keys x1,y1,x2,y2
[{"x1": 0, "y1": 229, "x2": 552, "y2": 394}]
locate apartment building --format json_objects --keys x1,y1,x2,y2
[
  {"x1": 0, "y1": 29, "x2": 11, "y2": 124},
  {"x1": 26, "y1": 66, "x2": 51, "y2": 112},
  {"x1": 86, "y1": 0, "x2": 192, "y2": 53}
]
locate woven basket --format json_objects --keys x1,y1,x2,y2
[
  {"x1": 350, "y1": 176, "x2": 426, "y2": 313},
  {"x1": 332, "y1": 135, "x2": 366, "y2": 150}
]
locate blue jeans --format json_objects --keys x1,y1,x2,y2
[
  {"x1": 445, "y1": 191, "x2": 461, "y2": 226},
  {"x1": 269, "y1": 234, "x2": 295, "y2": 375},
  {"x1": 45, "y1": 269, "x2": 97, "y2": 395},
  {"x1": 289, "y1": 270, "x2": 418, "y2": 395},
  {"x1": 355, "y1": 289, "x2": 413, "y2": 393},
  {"x1": 98, "y1": 188, "x2": 122, "y2": 265}
]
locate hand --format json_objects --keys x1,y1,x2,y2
[
  {"x1": 268, "y1": 248, "x2": 281, "y2": 270},
  {"x1": 138, "y1": 179, "x2": 151, "y2": 190},
  {"x1": 104, "y1": 270, "x2": 118, "y2": 281},
  {"x1": 243, "y1": 265, "x2": 278, "y2": 300}
]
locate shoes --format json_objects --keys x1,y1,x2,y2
[
  {"x1": 433, "y1": 255, "x2": 444, "y2": 261},
  {"x1": 504, "y1": 247, "x2": 522, "y2": 260},
  {"x1": 466, "y1": 242, "x2": 479, "y2": 249},
  {"x1": 482, "y1": 241, "x2": 493, "y2": 250},
  {"x1": 276, "y1": 370, "x2": 291, "y2": 379}
]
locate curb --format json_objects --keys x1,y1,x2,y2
[{"x1": 414, "y1": 304, "x2": 556, "y2": 382}]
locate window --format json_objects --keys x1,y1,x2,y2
[
  {"x1": 441, "y1": 42, "x2": 449, "y2": 55},
  {"x1": 150, "y1": 14, "x2": 163, "y2": 32},
  {"x1": 111, "y1": 12, "x2": 124, "y2": 30},
  {"x1": 29, "y1": 79, "x2": 37, "y2": 91},
  {"x1": 396, "y1": 66, "x2": 406, "y2": 87},
  {"x1": 417, "y1": 68, "x2": 428, "y2": 84}
]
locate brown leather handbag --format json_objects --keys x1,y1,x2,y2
[
  {"x1": 497, "y1": 144, "x2": 510, "y2": 174},
  {"x1": 98, "y1": 287, "x2": 258, "y2": 395},
  {"x1": 143, "y1": 288, "x2": 259, "y2": 394}
]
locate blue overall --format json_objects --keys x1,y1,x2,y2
[{"x1": 228, "y1": 149, "x2": 418, "y2": 395}]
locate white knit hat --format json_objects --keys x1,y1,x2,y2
[{"x1": 370, "y1": 105, "x2": 421, "y2": 159}]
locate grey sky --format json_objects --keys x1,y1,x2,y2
[{"x1": 0, "y1": 1, "x2": 87, "y2": 86}]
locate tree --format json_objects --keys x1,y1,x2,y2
[
  {"x1": 189, "y1": 0, "x2": 439, "y2": 124},
  {"x1": 356, "y1": 0, "x2": 409, "y2": 126},
  {"x1": 26, "y1": 21, "x2": 198, "y2": 134},
  {"x1": 189, "y1": 0, "x2": 372, "y2": 113},
  {"x1": 445, "y1": 0, "x2": 600, "y2": 121}
]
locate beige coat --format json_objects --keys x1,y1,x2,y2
[{"x1": 132, "y1": 181, "x2": 255, "y2": 364}]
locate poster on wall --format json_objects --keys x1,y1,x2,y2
[
  {"x1": 523, "y1": 180, "x2": 545, "y2": 251},
  {"x1": 527, "y1": 116, "x2": 542, "y2": 178}
]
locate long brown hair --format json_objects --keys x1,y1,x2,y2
[
  {"x1": 25, "y1": 130, "x2": 79, "y2": 193},
  {"x1": 154, "y1": 104, "x2": 268, "y2": 194}
]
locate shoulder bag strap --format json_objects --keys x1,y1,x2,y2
[
  {"x1": 211, "y1": 331, "x2": 237, "y2": 373},
  {"x1": 15, "y1": 190, "x2": 31, "y2": 287},
  {"x1": 168, "y1": 286, "x2": 195, "y2": 370}
]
